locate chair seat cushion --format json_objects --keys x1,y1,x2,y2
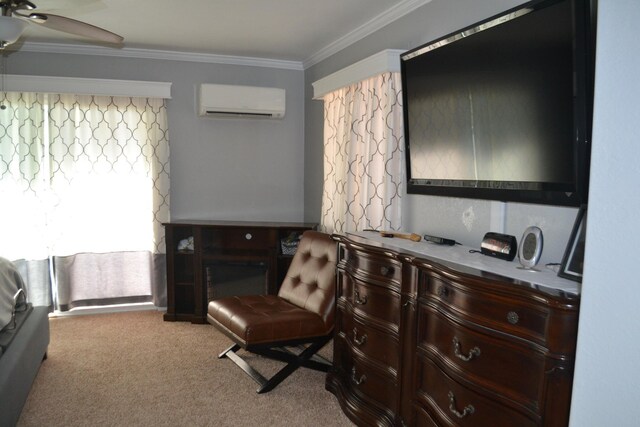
[{"x1": 207, "y1": 295, "x2": 331, "y2": 347}]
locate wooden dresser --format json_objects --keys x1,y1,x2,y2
[{"x1": 326, "y1": 232, "x2": 580, "y2": 427}]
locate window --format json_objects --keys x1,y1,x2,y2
[{"x1": 0, "y1": 80, "x2": 170, "y2": 311}]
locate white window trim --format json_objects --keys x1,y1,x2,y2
[
  {"x1": 1, "y1": 74, "x2": 172, "y2": 99},
  {"x1": 312, "y1": 49, "x2": 404, "y2": 100}
]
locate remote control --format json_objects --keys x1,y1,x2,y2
[{"x1": 423, "y1": 234, "x2": 456, "y2": 246}]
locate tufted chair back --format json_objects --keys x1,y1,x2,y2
[{"x1": 277, "y1": 230, "x2": 337, "y2": 331}]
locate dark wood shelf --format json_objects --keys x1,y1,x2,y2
[
  {"x1": 164, "y1": 220, "x2": 316, "y2": 323},
  {"x1": 202, "y1": 249, "x2": 270, "y2": 260}
]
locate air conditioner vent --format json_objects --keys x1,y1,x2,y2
[{"x1": 198, "y1": 84, "x2": 285, "y2": 119}]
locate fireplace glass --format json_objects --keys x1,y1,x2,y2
[{"x1": 205, "y1": 261, "x2": 268, "y2": 302}]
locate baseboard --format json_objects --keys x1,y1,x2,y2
[{"x1": 49, "y1": 302, "x2": 164, "y2": 318}]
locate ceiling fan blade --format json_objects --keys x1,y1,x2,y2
[{"x1": 28, "y1": 13, "x2": 123, "y2": 44}]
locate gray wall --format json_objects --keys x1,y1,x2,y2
[
  {"x1": 569, "y1": 1, "x2": 640, "y2": 425},
  {"x1": 5, "y1": 51, "x2": 305, "y2": 222},
  {"x1": 304, "y1": 0, "x2": 578, "y2": 265}
]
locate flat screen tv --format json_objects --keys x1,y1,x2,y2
[{"x1": 401, "y1": 0, "x2": 594, "y2": 206}]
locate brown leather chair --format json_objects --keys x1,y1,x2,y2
[{"x1": 207, "y1": 230, "x2": 337, "y2": 393}]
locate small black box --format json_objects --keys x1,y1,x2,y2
[{"x1": 480, "y1": 232, "x2": 517, "y2": 261}]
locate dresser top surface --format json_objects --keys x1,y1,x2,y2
[{"x1": 342, "y1": 231, "x2": 580, "y2": 297}]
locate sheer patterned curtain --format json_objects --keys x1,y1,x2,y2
[
  {"x1": 321, "y1": 72, "x2": 404, "y2": 234},
  {"x1": 0, "y1": 92, "x2": 170, "y2": 311},
  {"x1": 0, "y1": 93, "x2": 51, "y2": 306}
]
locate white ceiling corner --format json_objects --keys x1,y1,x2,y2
[
  {"x1": 11, "y1": 0, "x2": 432, "y2": 70},
  {"x1": 302, "y1": 0, "x2": 432, "y2": 69}
]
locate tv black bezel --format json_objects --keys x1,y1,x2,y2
[{"x1": 401, "y1": 0, "x2": 593, "y2": 207}]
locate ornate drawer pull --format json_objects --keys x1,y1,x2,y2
[
  {"x1": 380, "y1": 265, "x2": 394, "y2": 276},
  {"x1": 351, "y1": 367, "x2": 366, "y2": 385},
  {"x1": 436, "y1": 286, "x2": 448, "y2": 298},
  {"x1": 452, "y1": 336, "x2": 481, "y2": 362},
  {"x1": 507, "y1": 311, "x2": 519, "y2": 325},
  {"x1": 354, "y1": 290, "x2": 368, "y2": 305},
  {"x1": 352, "y1": 328, "x2": 367, "y2": 346},
  {"x1": 448, "y1": 391, "x2": 475, "y2": 419}
]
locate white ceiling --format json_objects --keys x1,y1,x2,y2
[{"x1": 16, "y1": 0, "x2": 431, "y2": 67}]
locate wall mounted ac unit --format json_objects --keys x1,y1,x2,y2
[{"x1": 198, "y1": 84, "x2": 285, "y2": 119}]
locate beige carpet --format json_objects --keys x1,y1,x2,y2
[{"x1": 18, "y1": 310, "x2": 355, "y2": 427}]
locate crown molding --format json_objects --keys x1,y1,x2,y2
[
  {"x1": 15, "y1": 42, "x2": 305, "y2": 71},
  {"x1": 303, "y1": 0, "x2": 432, "y2": 69}
]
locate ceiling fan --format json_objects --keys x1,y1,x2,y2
[{"x1": 0, "y1": 0, "x2": 123, "y2": 49}]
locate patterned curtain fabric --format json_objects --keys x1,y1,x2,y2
[
  {"x1": 0, "y1": 93, "x2": 49, "y2": 261},
  {"x1": 321, "y1": 72, "x2": 405, "y2": 234},
  {"x1": 0, "y1": 92, "x2": 170, "y2": 310}
]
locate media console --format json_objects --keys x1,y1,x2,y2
[
  {"x1": 327, "y1": 231, "x2": 580, "y2": 426},
  {"x1": 163, "y1": 220, "x2": 316, "y2": 323}
]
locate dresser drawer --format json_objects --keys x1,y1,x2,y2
[
  {"x1": 341, "y1": 245, "x2": 402, "y2": 289},
  {"x1": 417, "y1": 303, "x2": 545, "y2": 412},
  {"x1": 415, "y1": 355, "x2": 538, "y2": 427},
  {"x1": 337, "y1": 307, "x2": 400, "y2": 375},
  {"x1": 347, "y1": 348, "x2": 398, "y2": 415},
  {"x1": 421, "y1": 271, "x2": 550, "y2": 345},
  {"x1": 337, "y1": 272, "x2": 401, "y2": 333},
  {"x1": 413, "y1": 404, "x2": 439, "y2": 427}
]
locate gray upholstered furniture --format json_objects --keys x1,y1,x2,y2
[{"x1": 0, "y1": 258, "x2": 50, "y2": 427}]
